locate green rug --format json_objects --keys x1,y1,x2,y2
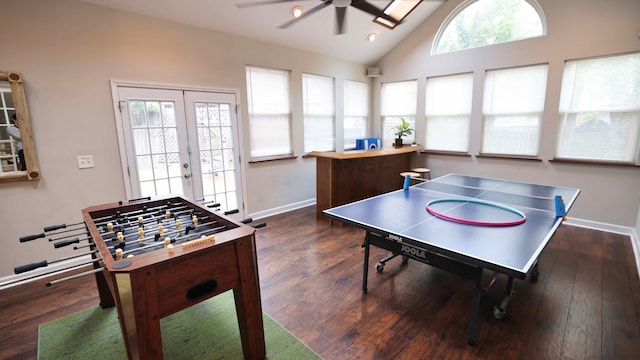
[{"x1": 38, "y1": 290, "x2": 320, "y2": 359}]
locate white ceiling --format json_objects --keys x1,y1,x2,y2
[{"x1": 79, "y1": 0, "x2": 446, "y2": 64}]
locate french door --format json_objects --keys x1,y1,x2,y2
[{"x1": 115, "y1": 85, "x2": 244, "y2": 216}]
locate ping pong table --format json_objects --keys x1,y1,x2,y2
[{"x1": 323, "y1": 173, "x2": 580, "y2": 345}]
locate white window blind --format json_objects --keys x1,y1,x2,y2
[
  {"x1": 303, "y1": 73, "x2": 335, "y2": 152},
  {"x1": 482, "y1": 64, "x2": 548, "y2": 156},
  {"x1": 556, "y1": 52, "x2": 640, "y2": 164},
  {"x1": 344, "y1": 80, "x2": 368, "y2": 150},
  {"x1": 425, "y1": 73, "x2": 473, "y2": 152},
  {"x1": 381, "y1": 80, "x2": 417, "y2": 146},
  {"x1": 246, "y1": 66, "x2": 292, "y2": 159}
]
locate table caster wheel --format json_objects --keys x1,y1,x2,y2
[
  {"x1": 401, "y1": 256, "x2": 409, "y2": 264},
  {"x1": 492, "y1": 305, "x2": 508, "y2": 320},
  {"x1": 375, "y1": 262, "x2": 384, "y2": 273}
]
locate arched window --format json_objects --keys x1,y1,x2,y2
[{"x1": 433, "y1": 0, "x2": 545, "y2": 55}]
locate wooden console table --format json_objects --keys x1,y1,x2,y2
[{"x1": 309, "y1": 145, "x2": 423, "y2": 218}]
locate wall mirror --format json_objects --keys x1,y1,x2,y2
[{"x1": 0, "y1": 71, "x2": 39, "y2": 181}]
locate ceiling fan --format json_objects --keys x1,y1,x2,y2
[{"x1": 236, "y1": 0, "x2": 403, "y2": 35}]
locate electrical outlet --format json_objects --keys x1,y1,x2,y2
[{"x1": 77, "y1": 155, "x2": 94, "y2": 169}]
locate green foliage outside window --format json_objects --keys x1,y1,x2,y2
[{"x1": 435, "y1": 0, "x2": 544, "y2": 54}]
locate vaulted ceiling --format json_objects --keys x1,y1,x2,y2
[{"x1": 79, "y1": 0, "x2": 446, "y2": 64}]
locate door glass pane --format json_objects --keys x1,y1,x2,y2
[
  {"x1": 195, "y1": 101, "x2": 238, "y2": 210},
  {"x1": 128, "y1": 100, "x2": 184, "y2": 198}
]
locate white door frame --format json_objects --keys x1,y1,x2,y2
[{"x1": 110, "y1": 80, "x2": 248, "y2": 218}]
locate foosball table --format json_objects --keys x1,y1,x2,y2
[{"x1": 14, "y1": 195, "x2": 266, "y2": 360}]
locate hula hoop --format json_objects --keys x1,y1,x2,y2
[{"x1": 425, "y1": 198, "x2": 526, "y2": 226}]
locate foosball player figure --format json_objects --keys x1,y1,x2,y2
[
  {"x1": 176, "y1": 218, "x2": 182, "y2": 235},
  {"x1": 138, "y1": 227, "x2": 145, "y2": 244}
]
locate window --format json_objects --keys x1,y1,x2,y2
[
  {"x1": 556, "y1": 53, "x2": 640, "y2": 164},
  {"x1": 245, "y1": 66, "x2": 292, "y2": 159},
  {"x1": 481, "y1": 64, "x2": 548, "y2": 156},
  {"x1": 381, "y1": 80, "x2": 417, "y2": 146},
  {"x1": 343, "y1": 80, "x2": 368, "y2": 150},
  {"x1": 433, "y1": 0, "x2": 545, "y2": 55},
  {"x1": 302, "y1": 73, "x2": 335, "y2": 152},
  {"x1": 1, "y1": 83, "x2": 19, "y2": 173},
  {"x1": 425, "y1": 73, "x2": 473, "y2": 152}
]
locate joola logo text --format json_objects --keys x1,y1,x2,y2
[{"x1": 401, "y1": 244, "x2": 426, "y2": 259}]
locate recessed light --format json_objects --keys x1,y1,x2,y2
[
  {"x1": 291, "y1": 6, "x2": 303, "y2": 18},
  {"x1": 368, "y1": 33, "x2": 377, "y2": 42}
]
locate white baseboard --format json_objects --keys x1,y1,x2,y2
[
  {"x1": 565, "y1": 217, "x2": 640, "y2": 281},
  {"x1": 248, "y1": 198, "x2": 316, "y2": 221}
]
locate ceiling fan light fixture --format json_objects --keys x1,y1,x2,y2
[
  {"x1": 290, "y1": 5, "x2": 303, "y2": 18},
  {"x1": 373, "y1": 0, "x2": 423, "y2": 30}
]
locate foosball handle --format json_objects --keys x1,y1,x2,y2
[
  {"x1": 44, "y1": 224, "x2": 66, "y2": 232},
  {"x1": 14, "y1": 260, "x2": 48, "y2": 274},
  {"x1": 252, "y1": 222, "x2": 267, "y2": 229},
  {"x1": 54, "y1": 238, "x2": 80, "y2": 248},
  {"x1": 224, "y1": 209, "x2": 239, "y2": 215},
  {"x1": 20, "y1": 233, "x2": 45, "y2": 242},
  {"x1": 128, "y1": 196, "x2": 151, "y2": 203}
]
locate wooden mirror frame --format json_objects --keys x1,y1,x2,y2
[{"x1": 1, "y1": 72, "x2": 39, "y2": 181}]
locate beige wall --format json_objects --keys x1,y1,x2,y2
[
  {"x1": 0, "y1": 0, "x2": 367, "y2": 277},
  {"x1": 374, "y1": 0, "x2": 640, "y2": 227}
]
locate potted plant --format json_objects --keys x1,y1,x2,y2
[{"x1": 393, "y1": 117, "x2": 413, "y2": 147}]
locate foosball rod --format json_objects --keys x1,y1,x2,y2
[
  {"x1": 53, "y1": 235, "x2": 94, "y2": 248},
  {"x1": 13, "y1": 250, "x2": 99, "y2": 274},
  {"x1": 19, "y1": 223, "x2": 88, "y2": 242},
  {"x1": 90, "y1": 203, "x2": 211, "y2": 232},
  {"x1": 0, "y1": 260, "x2": 102, "y2": 288},
  {"x1": 73, "y1": 217, "x2": 215, "y2": 251},
  {"x1": 101, "y1": 217, "x2": 219, "y2": 246},
  {"x1": 46, "y1": 266, "x2": 106, "y2": 287},
  {"x1": 90, "y1": 199, "x2": 203, "y2": 224},
  {"x1": 43, "y1": 221, "x2": 86, "y2": 232},
  {"x1": 122, "y1": 224, "x2": 228, "y2": 256},
  {"x1": 94, "y1": 205, "x2": 207, "y2": 232}
]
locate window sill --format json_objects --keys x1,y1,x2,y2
[
  {"x1": 550, "y1": 158, "x2": 639, "y2": 167},
  {"x1": 477, "y1": 153, "x2": 542, "y2": 161},
  {"x1": 248, "y1": 154, "x2": 297, "y2": 164},
  {"x1": 420, "y1": 150, "x2": 472, "y2": 157}
]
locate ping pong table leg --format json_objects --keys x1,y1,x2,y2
[
  {"x1": 362, "y1": 232, "x2": 371, "y2": 293},
  {"x1": 467, "y1": 272, "x2": 483, "y2": 346}
]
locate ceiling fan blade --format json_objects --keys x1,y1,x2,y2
[
  {"x1": 350, "y1": 0, "x2": 402, "y2": 26},
  {"x1": 278, "y1": 1, "x2": 332, "y2": 29},
  {"x1": 235, "y1": 0, "x2": 299, "y2": 9},
  {"x1": 335, "y1": 6, "x2": 347, "y2": 34}
]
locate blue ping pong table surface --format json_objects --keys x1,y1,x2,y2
[{"x1": 323, "y1": 173, "x2": 580, "y2": 279}]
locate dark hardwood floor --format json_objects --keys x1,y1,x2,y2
[{"x1": 1, "y1": 205, "x2": 639, "y2": 359}]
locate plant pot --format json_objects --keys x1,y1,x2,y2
[{"x1": 394, "y1": 138, "x2": 404, "y2": 147}]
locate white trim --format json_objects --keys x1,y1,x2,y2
[
  {"x1": 248, "y1": 199, "x2": 316, "y2": 221},
  {"x1": 565, "y1": 217, "x2": 640, "y2": 282},
  {"x1": 110, "y1": 80, "x2": 247, "y2": 214}
]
